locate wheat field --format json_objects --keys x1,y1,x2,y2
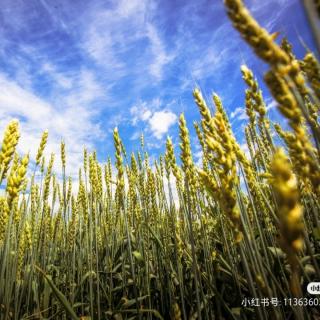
[{"x1": 0, "y1": 0, "x2": 320, "y2": 319}]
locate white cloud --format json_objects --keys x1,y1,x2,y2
[
  {"x1": 249, "y1": 0, "x2": 292, "y2": 32},
  {"x1": 0, "y1": 73, "x2": 102, "y2": 179},
  {"x1": 63, "y1": 69, "x2": 105, "y2": 105},
  {"x1": 130, "y1": 131, "x2": 141, "y2": 141},
  {"x1": 130, "y1": 102, "x2": 152, "y2": 125},
  {"x1": 82, "y1": 0, "x2": 172, "y2": 82},
  {"x1": 129, "y1": 98, "x2": 161, "y2": 125},
  {"x1": 42, "y1": 63, "x2": 73, "y2": 89},
  {"x1": 230, "y1": 107, "x2": 248, "y2": 121},
  {"x1": 148, "y1": 110, "x2": 177, "y2": 139},
  {"x1": 194, "y1": 150, "x2": 203, "y2": 168},
  {"x1": 163, "y1": 173, "x2": 179, "y2": 207},
  {"x1": 191, "y1": 47, "x2": 225, "y2": 79},
  {"x1": 38, "y1": 0, "x2": 70, "y2": 33},
  {"x1": 147, "y1": 23, "x2": 173, "y2": 81},
  {"x1": 142, "y1": 109, "x2": 152, "y2": 121},
  {"x1": 117, "y1": 0, "x2": 148, "y2": 19},
  {"x1": 266, "y1": 100, "x2": 277, "y2": 111},
  {"x1": 240, "y1": 142, "x2": 251, "y2": 159},
  {"x1": 130, "y1": 99, "x2": 177, "y2": 139},
  {"x1": 82, "y1": 0, "x2": 147, "y2": 72},
  {"x1": 39, "y1": 62, "x2": 106, "y2": 106}
]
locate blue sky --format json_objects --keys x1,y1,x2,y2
[{"x1": 0, "y1": 0, "x2": 317, "y2": 176}]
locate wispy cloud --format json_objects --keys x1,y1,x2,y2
[
  {"x1": 81, "y1": 0, "x2": 172, "y2": 83},
  {"x1": 41, "y1": 63, "x2": 73, "y2": 90},
  {"x1": 146, "y1": 23, "x2": 174, "y2": 81},
  {"x1": 266, "y1": 100, "x2": 277, "y2": 111},
  {"x1": 0, "y1": 73, "x2": 103, "y2": 177},
  {"x1": 230, "y1": 107, "x2": 248, "y2": 121}
]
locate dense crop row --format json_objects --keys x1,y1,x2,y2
[{"x1": 0, "y1": 0, "x2": 320, "y2": 319}]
